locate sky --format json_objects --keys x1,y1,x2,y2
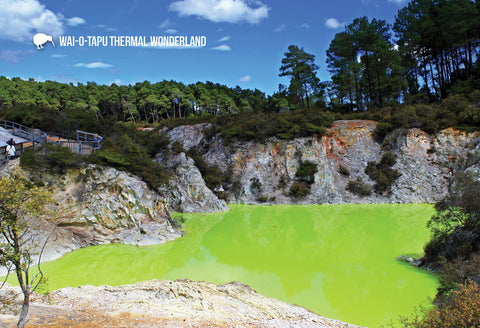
[{"x1": 0, "y1": 0, "x2": 409, "y2": 95}]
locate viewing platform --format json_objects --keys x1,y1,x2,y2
[{"x1": 0, "y1": 120, "x2": 103, "y2": 159}]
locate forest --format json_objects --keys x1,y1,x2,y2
[{"x1": 0, "y1": 0, "x2": 478, "y2": 135}]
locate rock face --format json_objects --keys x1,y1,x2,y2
[
  {"x1": 0, "y1": 280, "x2": 362, "y2": 328},
  {"x1": 156, "y1": 125, "x2": 229, "y2": 213},
  {"x1": 0, "y1": 164, "x2": 182, "y2": 264},
  {"x1": 52, "y1": 165, "x2": 181, "y2": 244},
  {"x1": 163, "y1": 121, "x2": 480, "y2": 206},
  {"x1": 157, "y1": 152, "x2": 228, "y2": 213}
]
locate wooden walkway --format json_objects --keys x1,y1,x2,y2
[{"x1": 0, "y1": 120, "x2": 103, "y2": 158}]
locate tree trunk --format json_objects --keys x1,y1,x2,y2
[{"x1": 17, "y1": 289, "x2": 30, "y2": 328}]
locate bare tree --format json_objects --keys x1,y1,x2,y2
[{"x1": 0, "y1": 169, "x2": 52, "y2": 328}]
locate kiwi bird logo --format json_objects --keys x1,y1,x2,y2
[{"x1": 33, "y1": 33, "x2": 55, "y2": 49}]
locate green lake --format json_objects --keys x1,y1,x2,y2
[{"x1": 34, "y1": 204, "x2": 438, "y2": 327}]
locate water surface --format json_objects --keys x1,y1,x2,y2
[{"x1": 36, "y1": 204, "x2": 438, "y2": 327}]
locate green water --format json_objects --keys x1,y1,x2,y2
[{"x1": 34, "y1": 204, "x2": 438, "y2": 327}]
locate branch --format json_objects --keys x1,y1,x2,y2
[
  {"x1": 0, "y1": 263, "x2": 13, "y2": 289},
  {"x1": 31, "y1": 226, "x2": 56, "y2": 292}
]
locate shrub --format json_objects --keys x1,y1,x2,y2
[
  {"x1": 399, "y1": 280, "x2": 480, "y2": 328},
  {"x1": 20, "y1": 143, "x2": 82, "y2": 174},
  {"x1": 346, "y1": 177, "x2": 372, "y2": 196},
  {"x1": 277, "y1": 174, "x2": 289, "y2": 189},
  {"x1": 436, "y1": 255, "x2": 480, "y2": 299},
  {"x1": 91, "y1": 124, "x2": 170, "y2": 189},
  {"x1": 258, "y1": 195, "x2": 268, "y2": 203},
  {"x1": 187, "y1": 148, "x2": 233, "y2": 192},
  {"x1": 207, "y1": 110, "x2": 333, "y2": 144},
  {"x1": 289, "y1": 181, "x2": 310, "y2": 198},
  {"x1": 365, "y1": 152, "x2": 401, "y2": 194},
  {"x1": 338, "y1": 164, "x2": 350, "y2": 177},
  {"x1": 171, "y1": 140, "x2": 186, "y2": 154},
  {"x1": 295, "y1": 160, "x2": 318, "y2": 184},
  {"x1": 375, "y1": 121, "x2": 394, "y2": 140}
]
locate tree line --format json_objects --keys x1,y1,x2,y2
[
  {"x1": 326, "y1": 0, "x2": 480, "y2": 110},
  {"x1": 0, "y1": 0, "x2": 478, "y2": 129},
  {"x1": 0, "y1": 77, "x2": 271, "y2": 124}
]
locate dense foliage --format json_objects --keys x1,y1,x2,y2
[
  {"x1": 20, "y1": 144, "x2": 82, "y2": 174},
  {"x1": 207, "y1": 110, "x2": 332, "y2": 145},
  {"x1": 400, "y1": 279, "x2": 480, "y2": 328},
  {"x1": 91, "y1": 123, "x2": 171, "y2": 189},
  {"x1": 402, "y1": 172, "x2": 480, "y2": 327},
  {"x1": 289, "y1": 160, "x2": 318, "y2": 198},
  {"x1": 327, "y1": 0, "x2": 480, "y2": 109},
  {"x1": 0, "y1": 77, "x2": 269, "y2": 125},
  {"x1": 365, "y1": 152, "x2": 401, "y2": 194},
  {"x1": 346, "y1": 177, "x2": 373, "y2": 196}
]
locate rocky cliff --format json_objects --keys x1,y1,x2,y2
[
  {"x1": 0, "y1": 163, "x2": 181, "y2": 264},
  {"x1": 163, "y1": 120, "x2": 480, "y2": 208},
  {"x1": 156, "y1": 123, "x2": 229, "y2": 213}
]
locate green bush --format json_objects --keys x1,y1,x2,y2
[
  {"x1": 171, "y1": 141, "x2": 186, "y2": 154},
  {"x1": 91, "y1": 123, "x2": 170, "y2": 189},
  {"x1": 258, "y1": 195, "x2": 268, "y2": 203},
  {"x1": 187, "y1": 148, "x2": 232, "y2": 192},
  {"x1": 346, "y1": 177, "x2": 372, "y2": 196},
  {"x1": 207, "y1": 110, "x2": 333, "y2": 145},
  {"x1": 295, "y1": 160, "x2": 318, "y2": 184},
  {"x1": 375, "y1": 121, "x2": 394, "y2": 140},
  {"x1": 365, "y1": 152, "x2": 401, "y2": 194},
  {"x1": 399, "y1": 280, "x2": 480, "y2": 328},
  {"x1": 289, "y1": 181, "x2": 310, "y2": 198},
  {"x1": 20, "y1": 143, "x2": 82, "y2": 174}
]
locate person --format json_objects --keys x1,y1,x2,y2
[
  {"x1": 6, "y1": 143, "x2": 16, "y2": 160},
  {"x1": 92, "y1": 134, "x2": 100, "y2": 149},
  {"x1": 6, "y1": 137, "x2": 15, "y2": 146}
]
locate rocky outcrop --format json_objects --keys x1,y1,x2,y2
[
  {"x1": 0, "y1": 164, "x2": 181, "y2": 264},
  {"x1": 156, "y1": 126, "x2": 229, "y2": 213},
  {"x1": 163, "y1": 121, "x2": 480, "y2": 206},
  {"x1": 157, "y1": 153, "x2": 228, "y2": 213},
  {"x1": 0, "y1": 280, "x2": 362, "y2": 328}
]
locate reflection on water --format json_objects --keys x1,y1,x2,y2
[{"x1": 37, "y1": 204, "x2": 438, "y2": 327}]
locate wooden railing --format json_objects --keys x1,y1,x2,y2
[
  {"x1": 49, "y1": 130, "x2": 103, "y2": 156},
  {"x1": 0, "y1": 120, "x2": 102, "y2": 156},
  {"x1": 0, "y1": 120, "x2": 47, "y2": 145}
]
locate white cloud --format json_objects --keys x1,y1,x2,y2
[
  {"x1": 0, "y1": 49, "x2": 33, "y2": 63},
  {"x1": 165, "y1": 28, "x2": 178, "y2": 34},
  {"x1": 217, "y1": 36, "x2": 231, "y2": 42},
  {"x1": 300, "y1": 23, "x2": 310, "y2": 29},
  {"x1": 158, "y1": 18, "x2": 170, "y2": 29},
  {"x1": 50, "y1": 53, "x2": 66, "y2": 58},
  {"x1": 275, "y1": 24, "x2": 286, "y2": 33},
  {"x1": 96, "y1": 24, "x2": 117, "y2": 32},
  {"x1": 65, "y1": 16, "x2": 85, "y2": 27},
  {"x1": 0, "y1": 0, "x2": 64, "y2": 42},
  {"x1": 169, "y1": 0, "x2": 269, "y2": 24},
  {"x1": 74, "y1": 61, "x2": 112, "y2": 69},
  {"x1": 110, "y1": 79, "x2": 123, "y2": 86},
  {"x1": 239, "y1": 75, "x2": 251, "y2": 82},
  {"x1": 325, "y1": 17, "x2": 344, "y2": 29},
  {"x1": 212, "y1": 44, "x2": 231, "y2": 51},
  {"x1": 388, "y1": 0, "x2": 407, "y2": 3}
]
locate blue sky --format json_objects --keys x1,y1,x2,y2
[{"x1": 0, "y1": 0, "x2": 408, "y2": 95}]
